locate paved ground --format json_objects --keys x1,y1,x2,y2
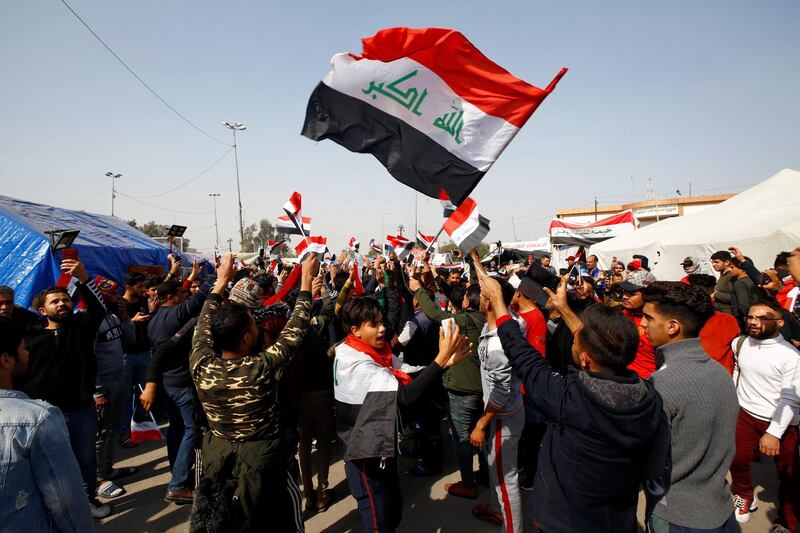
[{"x1": 97, "y1": 429, "x2": 779, "y2": 532}]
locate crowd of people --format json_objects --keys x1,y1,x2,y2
[{"x1": 1, "y1": 242, "x2": 799, "y2": 533}]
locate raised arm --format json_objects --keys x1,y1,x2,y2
[
  {"x1": 477, "y1": 266, "x2": 573, "y2": 421},
  {"x1": 256, "y1": 255, "x2": 317, "y2": 370}
]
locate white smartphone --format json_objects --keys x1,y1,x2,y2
[{"x1": 442, "y1": 317, "x2": 456, "y2": 337}]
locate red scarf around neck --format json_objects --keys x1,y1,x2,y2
[{"x1": 344, "y1": 334, "x2": 412, "y2": 385}]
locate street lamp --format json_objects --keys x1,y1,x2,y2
[
  {"x1": 222, "y1": 121, "x2": 246, "y2": 249},
  {"x1": 105, "y1": 172, "x2": 122, "y2": 216},
  {"x1": 379, "y1": 211, "x2": 388, "y2": 252},
  {"x1": 209, "y1": 193, "x2": 221, "y2": 252}
]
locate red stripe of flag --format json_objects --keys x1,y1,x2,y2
[
  {"x1": 443, "y1": 197, "x2": 477, "y2": 235},
  {"x1": 358, "y1": 27, "x2": 567, "y2": 128}
]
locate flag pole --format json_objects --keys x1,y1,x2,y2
[{"x1": 425, "y1": 226, "x2": 446, "y2": 254}]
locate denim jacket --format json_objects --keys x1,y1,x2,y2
[{"x1": 0, "y1": 390, "x2": 92, "y2": 532}]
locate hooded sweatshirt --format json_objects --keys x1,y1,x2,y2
[{"x1": 497, "y1": 316, "x2": 669, "y2": 533}]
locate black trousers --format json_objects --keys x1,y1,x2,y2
[{"x1": 344, "y1": 457, "x2": 402, "y2": 533}]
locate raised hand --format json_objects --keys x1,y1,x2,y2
[
  {"x1": 301, "y1": 253, "x2": 320, "y2": 292},
  {"x1": 61, "y1": 258, "x2": 89, "y2": 283},
  {"x1": 210, "y1": 254, "x2": 236, "y2": 296}
]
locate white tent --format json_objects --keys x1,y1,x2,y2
[{"x1": 590, "y1": 168, "x2": 800, "y2": 280}]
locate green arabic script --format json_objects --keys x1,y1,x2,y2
[
  {"x1": 363, "y1": 70, "x2": 428, "y2": 116},
  {"x1": 432, "y1": 108, "x2": 464, "y2": 144}
]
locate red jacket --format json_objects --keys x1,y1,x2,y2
[
  {"x1": 699, "y1": 311, "x2": 739, "y2": 375},
  {"x1": 624, "y1": 310, "x2": 657, "y2": 379}
]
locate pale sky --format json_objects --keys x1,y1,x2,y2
[{"x1": 2, "y1": 0, "x2": 798, "y2": 253}]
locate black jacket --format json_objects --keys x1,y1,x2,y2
[
  {"x1": 122, "y1": 296, "x2": 151, "y2": 353},
  {"x1": 147, "y1": 278, "x2": 213, "y2": 350},
  {"x1": 147, "y1": 317, "x2": 197, "y2": 388},
  {"x1": 498, "y1": 317, "x2": 670, "y2": 533},
  {"x1": 23, "y1": 281, "x2": 106, "y2": 412}
]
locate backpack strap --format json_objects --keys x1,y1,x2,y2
[
  {"x1": 733, "y1": 335, "x2": 748, "y2": 389},
  {"x1": 734, "y1": 335, "x2": 748, "y2": 356}
]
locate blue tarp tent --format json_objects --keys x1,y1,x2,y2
[{"x1": 0, "y1": 195, "x2": 212, "y2": 306}]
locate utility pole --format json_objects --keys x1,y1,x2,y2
[
  {"x1": 222, "y1": 122, "x2": 246, "y2": 249},
  {"x1": 397, "y1": 224, "x2": 405, "y2": 237},
  {"x1": 105, "y1": 172, "x2": 122, "y2": 216},
  {"x1": 227, "y1": 238, "x2": 233, "y2": 252},
  {"x1": 209, "y1": 193, "x2": 221, "y2": 252},
  {"x1": 414, "y1": 192, "x2": 418, "y2": 239},
  {"x1": 594, "y1": 196, "x2": 599, "y2": 221},
  {"x1": 511, "y1": 215, "x2": 518, "y2": 241},
  {"x1": 379, "y1": 212, "x2": 388, "y2": 250}
]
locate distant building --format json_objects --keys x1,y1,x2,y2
[{"x1": 555, "y1": 193, "x2": 735, "y2": 228}]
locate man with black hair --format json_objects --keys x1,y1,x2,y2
[
  {"x1": 0, "y1": 317, "x2": 93, "y2": 531},
  {"x1": 540, "y1": 254, "x2": 556, "y2": 276},
  {"x1": 687, "y1": 274, "x2": 740, "y2": 374},
  {"x1": 642, "y1": 281, "x2": 738, "y2": 532},
  {"x1": 616, "y1": 269, "x2": 658, "y2": 378},
  {"x1": 0, "y1": 284, "x2": 43, "y2": 329},
  {"x1": 470, "y1": 279, "x2": 525, "y2": 531},
  {"x1": 711, "y1": 250, "x2": 734, "y2": 313},
  {"x1": 146, "y1": 273, "x2": 214, "y2": 504},
  {"x1": 729, "y1": 257, "x2": 761, "y2": 331},
  {"x1": 120, "y1": 271, "x2": 152, "y2": 448},
  {"x1": 334, "y1": 293, "x2": 470, "y2": 532},
  {"x1": 189, "y1": 254, "x2": 315, "y2": 531},
  {"x1": 408, "y1": 275, "x2": 488, "y2": 499},
  {"x1": 395, "y1": 283, "x2": 445, "y2": 477},
  {"x1": 729, "y1": 300, "x2": 800, "y2": 531},
  {"x1": 478, "y1": 271, "x2": 670, "y2": 532},
  {"x1": 545, "y1": 274, "x2": 598, "y2": 376},
  {"x1": 23, "y1": 258, "x2": 113, "y2": 518}
]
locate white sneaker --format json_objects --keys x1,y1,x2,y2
[
  {"x1": 733, "y1": 493, "x2": 758, "y2": 523},
  {"x1": 90, "y1": 498, "x2": 112, "y2": 519}
]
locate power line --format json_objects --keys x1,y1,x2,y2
[
  {"x1": 65, "y1": 188, "x2": 112, "y2": 207},
  {"x1": 122, "y1": 147, "x2": 233, "y2": 199},
  {"x1": 115, "y1": 191, "x2": 213, "y2": 215},
  {"x1": 57, "y1": 0, "x2": 231, "y2": 147}
]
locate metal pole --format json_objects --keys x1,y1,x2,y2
[
  {"x1": 111, "y1": 177, "x2": 116, "y2": 217},
  {"x1": 209, "y1": 193, "x2": 221, "y2": 251},
  {"x1": 231, "y1": 129, "x2": 245, "y2": 249},
  {"x1": 594, "y1": 196, "x2": 598, "y2": 221},
  {"x1": 414, "y1": 192, "x2": 418, "y2": 239},
  {"x1": 511, "y1": 215, "x2": 518, "y2": 240}
]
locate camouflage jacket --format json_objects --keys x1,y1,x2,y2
[{"x1": 190, "y1": 291, "x2": 312, "y2": 441}]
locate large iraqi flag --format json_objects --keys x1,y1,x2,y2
[{"x1": 302, "y1": 27, "x2": 567, "y2": 205}]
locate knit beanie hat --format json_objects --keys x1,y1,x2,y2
[{"x1": 229, "y1": 278, "x2": 263, "y2": 309}]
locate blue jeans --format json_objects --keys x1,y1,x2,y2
[
  {"x1": 121, "y1": 350, "x2": 151, "y2": 432},
  {"x1": 63, "y1": 403, "x2": 98, "y2": 501},
  {"x1": 164, "y1": 385, "x2": 195, "y2": 492},
  {"x1": 446, "y1": 391, "x2": 488, "y2": 488}
]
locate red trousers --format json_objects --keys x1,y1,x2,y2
[{"x1": 730, "y1": 408, "x2": 799, "y2": 530}]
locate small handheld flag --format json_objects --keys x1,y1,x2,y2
[
  {"x1": 416, "y1": 230, "x2": 437, "y2": 252},
  {"x1": 443, "y1": 197, "x2": 490, "y2": 253},
  {"x1": 295, "y1": 236, "x2": 327, "y2": 262}
]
